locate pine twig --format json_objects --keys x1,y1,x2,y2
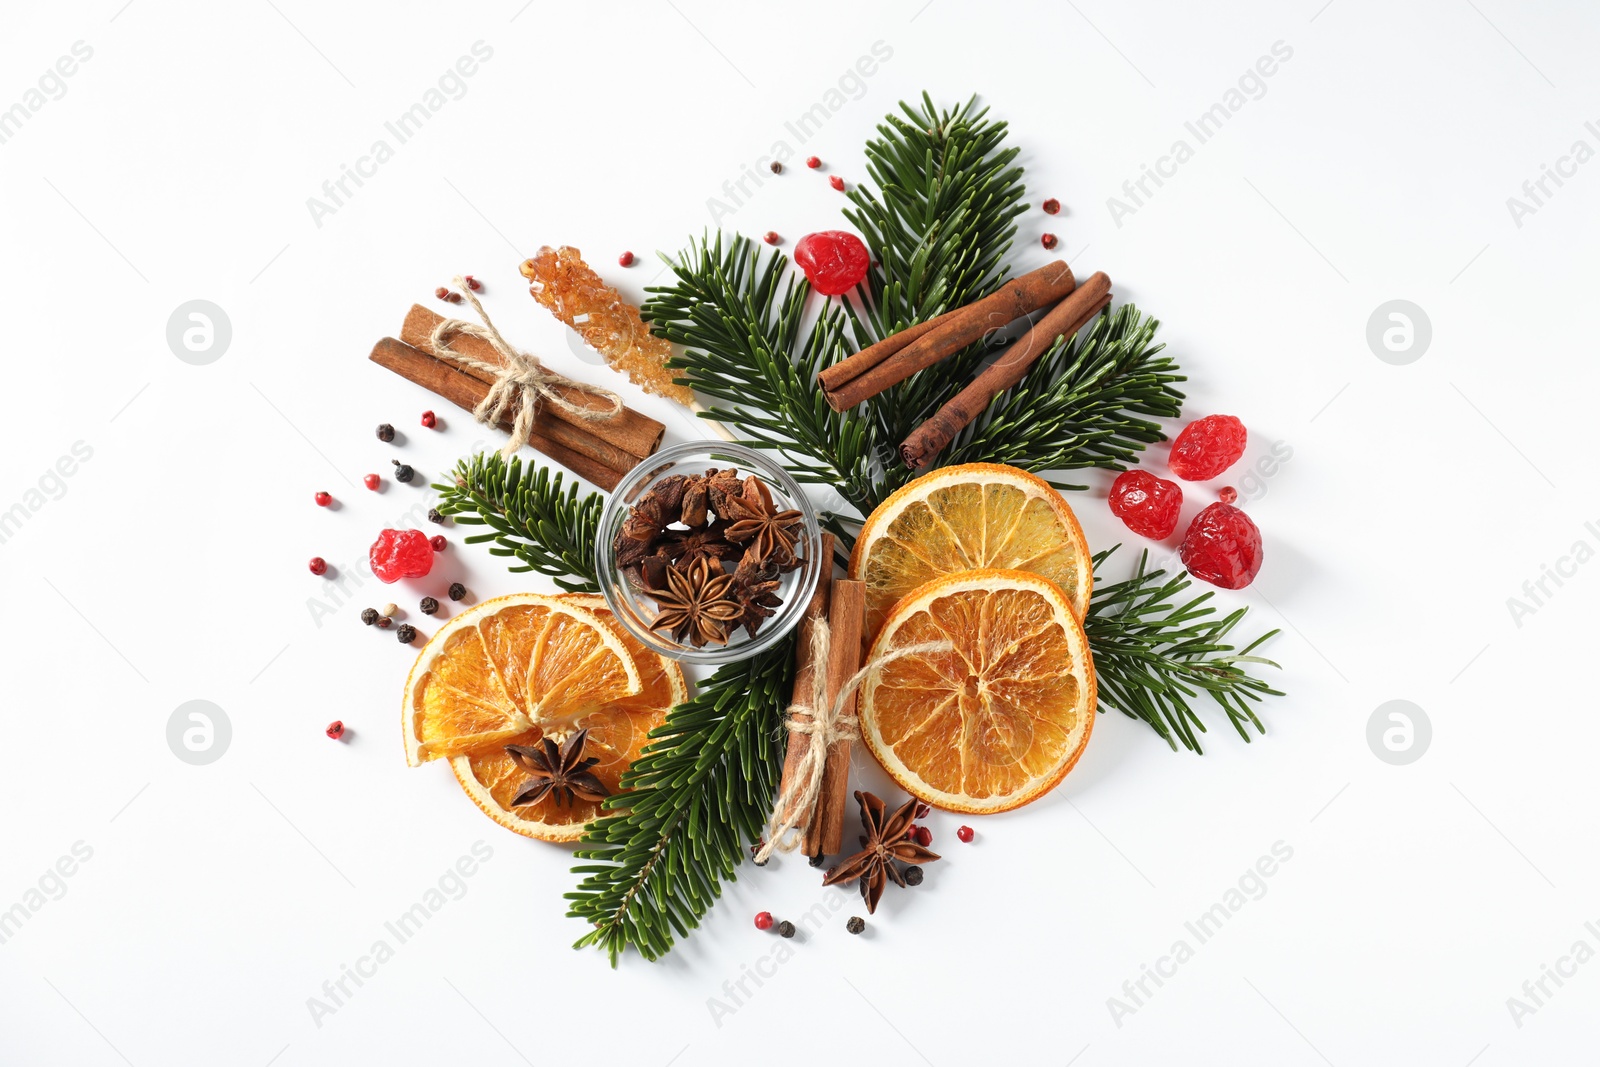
[
  {"x1": 432, "y1": 454, "x2": 602, "y2": 592},
  {"x1": 1083, "y1": 548, "x2": 1283, "y2": 754}
]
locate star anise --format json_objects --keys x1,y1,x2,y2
[
  {"x1": 505, "y1": 729, "x2": 610, "y2": 808},
  {"x1": 677, "y1": 468, "x2": 735, "y2": 528},
  {"x1": 613, "y1": 474, "x2": 690, "y2": 567},
  {"x1": 658, "y1": 520, "x2": 742, "y2": 571},
  {"x1": 722, "y1": 476, "x2": 803, "y2": 569},
  {"x1": 729, "y1": 552, "x2": 783, "y2": 637},
  {"x1": 646, "y1": 556, "x2": 742, "y2": 647},
  {"x1": 821, "y1": 791, "x2": 939, "y2": 913}
]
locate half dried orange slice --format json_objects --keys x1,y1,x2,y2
[
  {"x1": 402, "y1": 593, "x2": 641, "y2": 767},
  {"x1": 859, "y1": 569, "x2": 1095, "y2": 813},
  {"x1": 849, "y1": 463, "x2": 1093, "y2": 641},
  {"x1": 449, "y1": 595, "x2": 686, "y2": 841}
]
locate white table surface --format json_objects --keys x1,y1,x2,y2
[{"x1": 4, "y1": 1, "x2": 1598, "y2": 1064}]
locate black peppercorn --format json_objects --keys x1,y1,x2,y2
[
  {"x1": 808, "y1": 853, "x2": 825, "y2": 868},
  {"x1": 396, "y1": 624, "x2": 417, "y2": 644},
  {"x1": 769, "y1": 160, "x2": 783, "y2": 173},
  {"x1": 360, "y1": 607, "x2": 379, "y2": 626},
  {"x1": 776, "y1": 920, "x2": 795, "y2": 939},
  {"x1": 448, "y1": 582, "x2": 467, "y2": 601},
  {"x1": 376, "y1": 423, "x2": 395, "y2": 442},
  {"x1": 392, "y1": 460, "x2": 414, "y2": 483},
  {"x1": 903, "y1": 865, "x2": 924, "y2": 886},
  {"x1": 419, "y1": 596, "x2": 439, "y2": 616},
  {"x1": 846, "y1": 916, "x2": 865, "y2": 935},
  {"x1": 376, "y1": 616, "x2": 394, "y2": 629},
  {"x1": 427, "y1": 507, "x2": 445, "y2": 525}
]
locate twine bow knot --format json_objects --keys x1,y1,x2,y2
[{"x1": 429, "y1": 275, "x2": 623, "y2": 460}]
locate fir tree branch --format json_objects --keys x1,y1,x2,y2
[
  {"x1": 1083, "y1": 548, "x2": 1283, "y2": 754},
  {"x1": 567, "y1": 641, "x2": 793, "y2": 964},
  {"x1": 940, "y1": 304, "x2": 1186, "y2": 489},
  {"x1": 431, "y1": 453, "x2": 602, "y2": 592}
]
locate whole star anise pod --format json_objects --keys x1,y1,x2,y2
[
  {"x1": 646, "y1": 556, "x2": 742, "y2": 647},
  {"x1": 613, "y1": 474, "x2": 690, "y2": 567},
  {"x1": 722, "y1": 476, "x2": 803, "y2": 569},
  {"x1": 659, "y1": 520, "x2": 741, "y2": 571},
  {"x1": 505, "y1": 729, "x2": 609, "y2": 808},
  {"x1": 821, "y1": 791, "x2": 939, "y2": 913},
  {"x1": 729, "y1": 553, "x2": 783, "y2": 637}
]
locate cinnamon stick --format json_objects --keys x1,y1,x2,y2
[
  {"x1": 819, "y1": 260, "x2": 1077, "y2": 411},
  {"x1": 400, "y1": 304, "x2": 665, "y2": 466},
  {"x1": 778, "y1": 533, "x2": 835, "y2": 837},
  {"x1": 804, "y1": 578, "x2": 865, "y2": 859},
  {"x1": 899, "y1": 271, "x2": 1113, "y2": 470},
  {"x1": 369, "y1": 337, "x2": 625, "y2": 490}
]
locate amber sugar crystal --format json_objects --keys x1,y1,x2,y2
[{"x1": 520, "y1": 246, "x2": 694, "y2": 406}]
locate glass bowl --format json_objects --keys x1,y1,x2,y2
[{"x1": 596, "y1": 442, "x2": 822, "y2": 666}]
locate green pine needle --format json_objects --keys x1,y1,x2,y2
[{"x1": 432, "y1": 454, "x2": 602, "y2": 592}]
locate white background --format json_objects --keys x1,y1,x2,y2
[{"x1": 2, "y1": 1, "x2": 1597, "y2": 1064}]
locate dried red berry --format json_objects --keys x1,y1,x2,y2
[
  {"x1": 363, "y1": 474, "x2": 381, "y2": 491},
  {"x1": 434, "y1": 286, "x2": 449, "y2": 300},
  {"x1": 370, "y1": 529, "x2": 435, "y2": 583},
  {"x1": 1041, "y1": 233, "x2": 1058, "y2": 250},
  {"x1": 618, "y1": 251, "x2": 635, "y2": 267},
  {"x1": 314, "y1": 491, "x2": 332, "y2": 507},
  {"x1": 769, "y1": 160, "x2": 783, "y2": 173},
  {"x1": 915, "y1": 802, "x2": 931, "y2": 819},
  {"x1": 308, "y1": 556, "x2": 328, "y2": 576},
  {"x1": 464, "y1": 275, "x2": 481, "y2": 291},
  {"x1": 912, "y1": 825, "x2": 932, "y2": 847},
  {"x1": 420, "y1": 410, "x2": 437, "y2": 429},
  {"x1": 1180, "y1": 502, "x2": 1263, "y2": 589},
  {"x1": 754, "y1": 911, "x2": 774, "y2": 931},
  {"x1": 957, "y1": 825, "x2": 974, "y2": 843},
  {"x1": 806, "y1": 156, "x2": 821, "y2": 168},
  {"x1": 792, "y1": 230, "x2": 870, "y2": 296},
  {"x1": 446, "y1": 292, "x2": 463, "y2": 304},
  {"x1": 1042, "y1": 198, "x2": 1061, "y2": 214},
  {"x1": 430, "y1": 535, "x2": 447, "y2": 552},
  {"x1": 1108, "y1": 469, "x2": 1183, "y2": 539},
  {"x1": 1169, "y1": 414, "x2": 1247, "y2": 481},
  {"x1": 1219, "y1": 486, "x2": 1238, "y2": 504},
  {"x1": 829, "y1": 175, "x2": 845, "y2": 192},
  {"x1": 763, "y1": 231, "x2": 780, "y2": 245},
  {"x1": 326, "y1": 720, "x2": 345, "y2": 740}
]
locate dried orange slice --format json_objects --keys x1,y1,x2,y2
[
  {"x1": 849, "y1": 463, "x2": 1093, "y2": 641},
  {"x1": 402, "y1": 593, "x2": 641, "y2": 767},
  {"x1": 449, "y1": 596, "x2": 686, "y2": 841},
  {"x1": 859, "y1": 569, "x2": 1095, "y2": 813}
]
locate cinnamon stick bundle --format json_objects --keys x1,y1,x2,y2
[
  {"x1": 778, "y1": 533, "x2": 834, "y2": 835},
  {"x1": 803, "y1": 578, "x2": 865, "y2": 858},
  {"x1": 819, "y1": 260, "x2": 1076, "y2": 411},
  {"x1": 368, "y1": 337, "x2": 628, "y2": 490},
  {"x1": 400, "y1": 305, "x2": 664, "y2": 468},
  {"x1": 900, "y1": 271, "x2": 1113, "y2": 470}
]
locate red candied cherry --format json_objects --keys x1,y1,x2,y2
[
  {"x1": 792, "y1": 231, "x2": 870, "y2": 296},
  {"x1": 806, "y1": 156, "x2": 821, "y2": 168},
  {"x1": 1108, "y1": 469, "x2": 1183, "y2": 539},
  {"x1": 308, "y1": 557, "x2": 328, "y2": 576},
  {"x1": 617, "y1": 251, "x2": 635, "y2": 267},
  {"x1": 829, "y1": 175, "x2": 846, "y2": 192},
  {"x1": 957, "y1": 825, "x2": 975, "y2": 843},
  {"x1": 1180, "y1": 502, "x2": 1263, "y2": 589},
  {"x1": 326, "y1": 720, "x2": 345, "y2": 740},
  {"x1": 314, "y1": 491, "x2": 332, "y2": 507},
  {"x1": 912, "y1": 825, "x2": 932, "y2": 847},
  {"x1": 1042, "y1": 198, "x2": 1061, "y2": 214},
  {"x1": 763, "y1": 231, "x2": 781, "y2": 245},
  {"x1": 1169, "y1": 414, "x2": 1247, "y2": 481},
  {"x1": 420, "y1": 410, "x2": 437, "y2": 429},
  {"x1": 430, "y1": 535, "x2": 447, "y2": 552},
  {"x1": 1219, "y1": 486, "x2": 1238, "y2": 504},
  {"x1": 363, "y1": 473, "x2": 381, "y2": 491},
  {"x1": 754, "y1": 911, "x2": 774, "y2": 931},
  {"x1": 369, "y1": 529, "x2": 435, "y2": 583}
]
